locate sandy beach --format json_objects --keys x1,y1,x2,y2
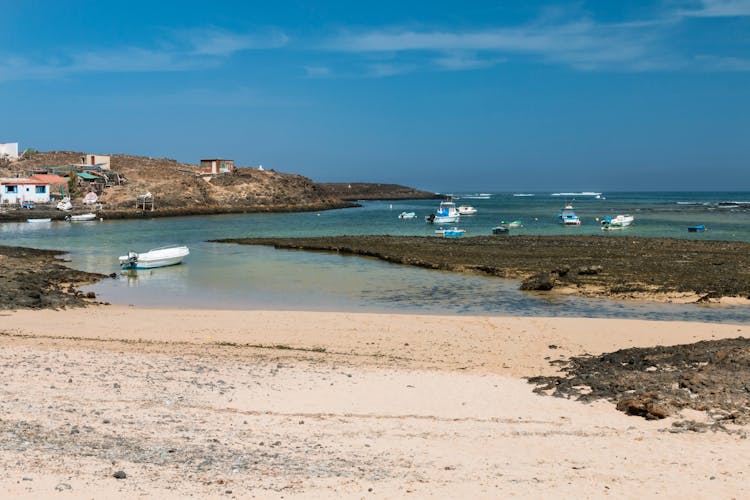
[{"x1": 1, "y1": 306, "x2": 748, "y2": 498}]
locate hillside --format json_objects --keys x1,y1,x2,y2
[{"x1": 5, "y1": 151, "x2": 349, "y2": 213}]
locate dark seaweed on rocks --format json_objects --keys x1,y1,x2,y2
[
  {"x1": 0, "y1": 246, "x2": 106, "y2": 310},
  {"x1": 212, "y1": 235, "x2": 750, "y2": 301},
  {"x1": 528, "y1": 337, "x2": 750, "y2": 425}
]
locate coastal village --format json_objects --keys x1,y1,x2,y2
[{"x1": 0, "y1": 142, "x2": 437, "y2": 222}]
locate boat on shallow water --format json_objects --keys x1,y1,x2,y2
[
  {"x1": 434, "y1": 227, "x2": 465, "y2": 238},
  {"x1": 426, "y1": 200, "x2": 460, "y2": 224},
  {"x1": 601, "y1": 214, "x2": 634, "y2": 230},
  {"x1": 688, "y1": 225, "x2": 706, "y2": 232},
  {"x1": 457, "y1": 205, "x2": 478, "y2": 215},
  {"x1": 558, "y1": 205, "x2": 581, "y2": 226},
  {"x1": 492, "y1": 225, "x2": 509, "y2": 235},
  {"x1": 66, "y1": 213, "x2": 97, "y2": 222},
  {"x1": 398, "y1": 211, "x2": 417, "y2": 219},
  {"x1": 119, "y1": 245, "x2": 190, "y2": 269},
  {"x1": 27, "y1": 218, "x2": 52, "y2": 223}
]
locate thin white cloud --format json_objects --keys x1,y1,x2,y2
[
  {"x1": 678, "y1": 0, "x2": 750, "y2": 17},
  {"x1": 433, "y1": 52, "x2": 506, "y2": 71},
  {"x1": 323, "y1": 20, "x2": 662, "y2": 72},
  {"x1": 0, "y1": 27, "x2": 289, "y2": 82},
  {"x1": 304, "y1": 65, "x2": 331, "y2": 78},
  {"x1": 365, "y1": 62, "x2": 416, "y2": 78},
  {"x1": 182, "y1": 28, "x2": 290, "y2": 56},
  {"x1": 694, "y1": 54, "x2": 750, "y2": 70}
]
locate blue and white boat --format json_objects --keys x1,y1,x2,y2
[
  {"x1": 601, "y1": 214, "x2": 634, "y2": 230},
  {"x1": 558, "y1": 204, "x2": 581, "y2": 226},
  {"x1": 687, "y1": 225, "x2": 706, "y2": 232},
  {"x1": 426, "y1": 200, "x2": 460, "y2": 224},
  {"x1": 435, "y1": 227, "x2": 465, "y2": 238}
]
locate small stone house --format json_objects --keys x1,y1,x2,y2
[
  {"x1": 200, "y1": 159, "x2": 235, "y2": 175},
  {"x1": 81, "y1": 154, "x2": 111, "y2": 170}
]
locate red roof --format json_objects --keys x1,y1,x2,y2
[
  {"x1": 0, "y1": 178, "x2": 40, "y2": 185},
  {"x1": 31, "y1": 174, "x2": 68, "y2": 184}
]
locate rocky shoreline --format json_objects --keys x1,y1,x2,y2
[
  {"x1": 213, "y1": 235, "x2": 750, "y2": 303},
  {"x1": 0, "y1": 201, "x2": 358, "y2": 223},
  {"x1": 0, "y1": 246, "x2": 106, "y2": 309}
]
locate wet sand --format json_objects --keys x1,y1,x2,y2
[{"x1": 1, "y1": 307, "x2": 748, "y2": 498}]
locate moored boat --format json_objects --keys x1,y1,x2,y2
[
  {"x1": 688, "y1": 225, "x2": 706, "y2": 232},
  {"x1": 426, "y1": 199, "x2": 460, "y2": 224},
  {"x1": 457, "y1": 205, "x2": 478, "y2": 215},
  {"x1": 66, "y1": 213, "x2": 97, "y2": 222},
  {"x1": 601, "y1": 214, "x2": 634, "y2": 230},
  {"x1": 119, "y1": 245, "x2": 190, "y2": 269},
  {"x1": 492, "y1": 225, "x2": 509, "y2": 234},
  {"x1": 398, "y1": 211, "x2": 417, "y2": 219},
  {"x1": 558, "y1": 204, "x2": 581, "y2": 226}
]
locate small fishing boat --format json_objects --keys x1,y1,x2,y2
[
  {"x1": 601, "y1": 214, "x2": 634, "y2": 230},
  {"x1": 505, "y1": 220, "x2": 523, "y2": 229},
  {"x1": 688, "y1": 225, "x2": 706, "y2": 232},
  {"x1": 492, "y1": 225, "x2": 509, "y2": 234},
  {"x1": 558, "y1": 204, "x2": 581, "y2": 226},
  {"x1": 398, "y1": 211, "x2": 417, "y2": 219},
  {"x1": 457, "y1": 205, "x2": 478, "y2": 215},
  {"x1": 119, "y1": 245, "x2": 190, "y2": 269},
  {"x1": 27, "y1": 218, "x2": 52, "y2": 223},
  {"x1": 434, "y1": 227, "x2": 465, "y2": 238},
  {"x1": 426, "y1": 199, "x2": 460, "y2": 224},
  {"x1": 66, "y1": 213, "x2": 97, "y2": 222}
]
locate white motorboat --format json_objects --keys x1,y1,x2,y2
[
  {"x1": 558, "y1": 204, "x2": 581, "y2": 226},
  {"x1": 27, "y1": 218, "x2": 52, "y2": 223},
  {"x1": 426, "y1": 200, "x2": 460, "y2": 224},
  {"x1": 119, "y1": 245, "x2": 190, "y2": 269},
  {"x1": 398, "y1": 211, "x2": 417, "y2": 219},
  {"x1": 67, "y1": 213, "x2": 97, "y2": 222},
  {"x1": 457, "y1": 205, "x2": 478, "y2": 215},
  {"x1": 601, "y1": 214, "x2": 634, "y2": 230}
]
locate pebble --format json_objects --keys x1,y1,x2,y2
[{"x1": 113, "y1": 470, "x2": 127, "y2": 479}]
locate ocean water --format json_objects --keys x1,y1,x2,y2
[{"x1": 3, "y1": 191, "x2": 750, "y2": 323}]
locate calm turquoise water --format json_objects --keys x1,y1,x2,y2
[{"x1": 3, "y1": 191, "x2": 750, "y2": 323}]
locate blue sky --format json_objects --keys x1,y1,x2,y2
[{"x1": 1, "y1": 0, "x2": 748, "y2": 191}]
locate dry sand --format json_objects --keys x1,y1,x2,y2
[{"x1": 0, "y1": 306, "x2": 748, "y2": 498}]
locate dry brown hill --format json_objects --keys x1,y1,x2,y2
[{"x1": 5, "y1": 151, "x2": 347, "y2": 212}]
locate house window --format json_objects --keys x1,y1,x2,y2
[
  {"x1": 5, "y1": 185, "x2": 17, "y2": 194},
  {"x1": 36, "y1": 185, "x2": 46, "y2": 194}
]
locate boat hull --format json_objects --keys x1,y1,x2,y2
[
  {"x1": 68, "y1": 213, "x2": 97, "y2": 221},
  {"x1": 119, "y1": 246, "x2": 190, "y2": 269}
]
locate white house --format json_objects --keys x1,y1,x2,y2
[
  {"x1": 0, "y1": 143, "x2": 19, "y2": 159},
  {"x1": 0, "y1": 177, "x2": 52, "y2": 204}
]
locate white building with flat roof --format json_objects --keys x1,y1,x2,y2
[{"x1": 0, "y1": 143, "x2": 19, "y2": 159}]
